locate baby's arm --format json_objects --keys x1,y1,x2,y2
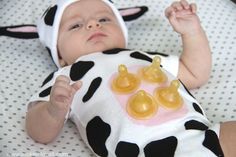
[
  {"x1": 165, "y1": 0, "x2": 211, "y2": 89},
  {"x1": 26, "y1": 75, "x2": 81, "y2": 144}
]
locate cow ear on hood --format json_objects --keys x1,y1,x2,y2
[
  {"x1": 0, "y1": 6, "x2": 148, "y2": 39},
  {"x1": 119, "y1": 6, "x2": 148, "y2": 21},
  {"x1": 0, "y1": 24, "x2": 38, "y2": 39}
]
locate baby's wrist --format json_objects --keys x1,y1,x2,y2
[{"x1": 180, "y1": 27, "x2": 205, "y2": 38}]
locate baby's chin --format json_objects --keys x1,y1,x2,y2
[{"x1": 86, "y1": 38, "x2": 126, "y2": 54}]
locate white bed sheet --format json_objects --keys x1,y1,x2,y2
[{"x1": 0, "y1": 0, "x2": 236, "y2": 156}]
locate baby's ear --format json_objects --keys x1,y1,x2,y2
[
  {"x1": 0, "y1": 24, "x2": 38, "y2": 39},
  {"x1": 119, "y1": 6, "x2": 148, "y2": 21}
]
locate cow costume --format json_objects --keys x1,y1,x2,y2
[
  {"x1": 2, "y1": 0, "x2": 223, "y2": 156},
  {"x1": 29, "y1": 48, "x2": 224, "y2": 157}
]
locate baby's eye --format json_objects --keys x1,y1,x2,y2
[
  {"x1": 70, "y1": 23, "x2": 83, "y2": 30},
  {"x1": 98, "y1": 17, "x2": 111, "y2": 23}
]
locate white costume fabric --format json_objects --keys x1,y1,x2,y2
[{"x1": 28, "y1": 49, "x2": 223, "y2": 157}]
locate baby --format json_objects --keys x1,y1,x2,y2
[{"x1": 26, "y1": 0, "x2": 236, "y2": 156}]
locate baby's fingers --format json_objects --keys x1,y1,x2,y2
[
  {"x1": 51, "y1": 86, "x2": 71, "y2": 104},
  {"x1": 51, "y1": 76, "x2": 72, "y2": 104},
  {"x1": 71, "y1": 81, "x2": 82, "y2": 96},
  {"x1": 165, "y1": 6, "x2": 175, "y2": 18},
  {"x1": 165, "y1": 0, "x2": 189, "y2": 18},
  {"x1": 55, "y1": 75, "x2": 70, "y2": 84},
  {"x1": 180, "y1": 0, "x2": 190, "y2": 10},
  {"x1": 190, "y1": 3, "x2": 197, "y2": 13},
  {"x1": 171, "y1": 1, "x2": 184, "y2": 11}
]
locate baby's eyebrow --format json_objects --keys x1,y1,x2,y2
[
  {"x1": 60, "y1": 16, "x2": 83, "y2": 29},
  {"x1": 95, "y1": 10, "x2": 116, "y2": 17}
]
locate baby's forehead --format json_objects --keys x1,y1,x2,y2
[{"x1": 63, "y1": 0, "x2": 114, "y2": 19}]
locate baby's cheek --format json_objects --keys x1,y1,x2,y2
[{"x1": 112, "y1": 27, "x2": 126, "y2": 47}]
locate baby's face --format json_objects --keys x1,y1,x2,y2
[{"x1": 57, "y1": 0, "x2": 126, "y2": 66}]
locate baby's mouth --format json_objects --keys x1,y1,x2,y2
[{"x1": 88, "y1": 32, "x2": 107, "y2": 41}]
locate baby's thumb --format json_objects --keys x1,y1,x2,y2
[
  {"x1": 72, "y1": 81, "x2": 82, "y2": 92},
  {"x1": 168, "y1": 11, "x2": 178, "y2": 27}
]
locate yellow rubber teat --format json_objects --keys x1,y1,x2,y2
[
  {"x1": 154, "y1": 80, "x2": 183, "y2": 109},
  {"x1": 141, "y1": 56, "x2": 167, "y2": 83},
  {"x1": 112, "y1": 64, "x2": 140, "y2": 93},
  {"x1": 127, "y1": 90, "x2": 158, "y2": 119}
]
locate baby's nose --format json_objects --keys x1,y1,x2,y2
[{"x1": 86, "y1": 20, "x2": 101, "y2": 30}]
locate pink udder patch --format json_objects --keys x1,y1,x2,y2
[{"x1": 109, "y1": 65, "x2": 188, "y2": 126}]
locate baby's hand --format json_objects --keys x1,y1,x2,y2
[
  {"x1": 48, "y1": 75, "x2": 82, "y2": 118},
  {"x1": 165, "y1": 0, "x2": 202, "y2": 36}
]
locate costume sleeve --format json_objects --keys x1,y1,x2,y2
[{"x1": 159, "y1": 54, "x2": 179, "y2": 77}]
